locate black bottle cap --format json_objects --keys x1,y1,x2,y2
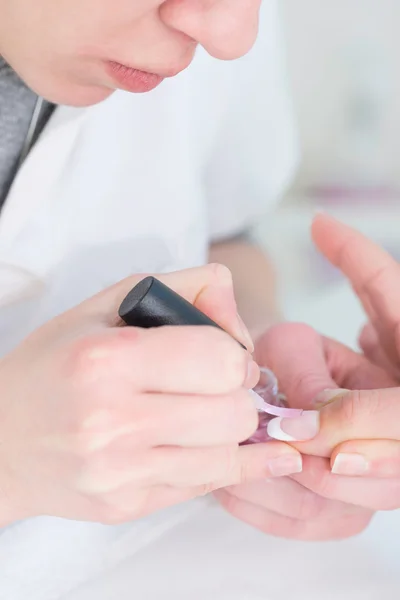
[{"x1": 118, "y1": 276, "x2": 246, "y2": 349}]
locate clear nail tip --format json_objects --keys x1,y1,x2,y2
[{"x1": 247, "y1": 367, "x2": 304, "y2": 444}]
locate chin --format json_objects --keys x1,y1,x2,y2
[
  {"x1": 41, "y1": 82, "x2": 115, "y2": 108},
  {"x1": 13, "y1": 63, "x2": 115, "y2": 108},
  {"x1": 60, "y1": 85, "x2": 115, "y2": 108}
]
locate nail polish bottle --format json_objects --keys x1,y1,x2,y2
[
  {"x1": 119, "y1": 277, "x2": 302, "y2": 443},
  {"x1": 248, "y1": 368, "x2": 289, "y2": 443}
]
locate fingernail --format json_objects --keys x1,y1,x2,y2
[
  {"x1": 267, "y1": 411, "x2": 320, "y2": 442},
  {"x1": 331, "y1": 453, "x2": 369, "y2": 476},
  {"x1": 248, "y1": 389, "x2": 266, "y2": 411},
  {"x1": 245, "y1": 360, "x2": 260, "y2": 389},
  {"x1": 313, "y1": 388, "x2": 350, "y2": 408},
  {"x1": 237, "y1": 313, "x2": 254, "y2": 353},
  {"x1": 268, "y1": 454, "x2": 303, "y2": 477}
]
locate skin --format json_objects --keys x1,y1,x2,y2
[
  {"x1": 0, "y1": 264, "x2": 302, "y2": 527},
  {"x1": 4, "y1": 0, "x2": 371, "y2": 542},
  {"x1": 0, "y1": 0, "x2": 303, "y2": 531},
  {"x1": 217, "y1": 215, "x2": 400, "y2": 540},
  {"x1": 0, "y1": 0, "x2": 261, "y2": 106},
  {"x1": 2, "y1": 0, "x2": 398, "y2": 546},
  {"x1": 2, "y1": 0, "x2": 396, "y2": 543},
  {"x1": 209, "y1": 239, "x2": 282, "y2": 339}
]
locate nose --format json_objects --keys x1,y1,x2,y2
[{"x1": 160, "y1": 0, "x2": 262, "y2": 60}]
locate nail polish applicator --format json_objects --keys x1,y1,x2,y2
[{"x1": 118, "y1": 277, "x2": 302, "y2": 442}]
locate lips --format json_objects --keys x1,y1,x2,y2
[{"x1": 106, "y1": 61, "x2": 164, "y2": 93}]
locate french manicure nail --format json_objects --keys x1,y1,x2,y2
[
  {"x1": 268, "y1": 454, "x2": 303, "y2": 477},
  {"x1": 267, "y1": 411, "x2": 320, "y2": 442},
  {"x1": 237, "y1": 312, "x2": 254, "y2": 353},
  {"x1": 313, "y1": 388, "x2": 350, "y2": 408},
  {"x1": 331, "y1": 453, "x2": 369, "y2": 476}
]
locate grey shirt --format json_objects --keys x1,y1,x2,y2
[{"x1": 0, "y1": 57, "x2": 55, "y2": 207}]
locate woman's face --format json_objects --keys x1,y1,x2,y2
[{"x1": 0, "y1": 0, "x2": 262, "y2": 106}]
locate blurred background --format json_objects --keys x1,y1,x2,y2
[{"x1": 256, "y1": 0, "x2": 400, "y2": 347}]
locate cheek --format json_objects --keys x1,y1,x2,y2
[{"x1": 67, "y1": 0, "x2": 160, "y2": 51}]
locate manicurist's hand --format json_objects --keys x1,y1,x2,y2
[{"x1": 0, "y1": 264, "x2": 302, "y2": 527}]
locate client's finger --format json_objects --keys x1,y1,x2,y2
[
  {"x1": 215, "y1": 487, "x2": 373, "y2": 541},
  {"x1": 358, "y1": 322, "x2": 400, "y2": 379},
  {"x1": 312, "y1": 214, "x2": 400, "y2": 366},
  {"x1": 220, "y1": 477, "x2": 363, "y2": 521},
  {"x1": 292, "y1": 455, "x2": 400, "y2": 511},
  {"x1": 256, "y1": 323, "x2": 337, "y2": 409},
  {"x1": 268, "y1": 386, "x2": 400, "y2": 454},
  {"x1": 331, "y1": 439, "x2": 400, "y2": 479},
  {"x1": 322, "y1": 336, "x2": 396, "y2": 391}
]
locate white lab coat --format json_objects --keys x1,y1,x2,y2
[
  {"x1": 1, "y1": 1, "x2": 399, "y2": 599},
  {"x1": 0, "y1": 0, "x2": 297, "y2": 358}
]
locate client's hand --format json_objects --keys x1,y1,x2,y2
[
  {"x1": 216, "y1": 324, "x2": 386, "y2": 540},
  {"x1": 283, "y1": 216, "x2": 400, "y2": 511},
  {"x1": 217, "y1": 215, "x2": 400, "y2": 540}
]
